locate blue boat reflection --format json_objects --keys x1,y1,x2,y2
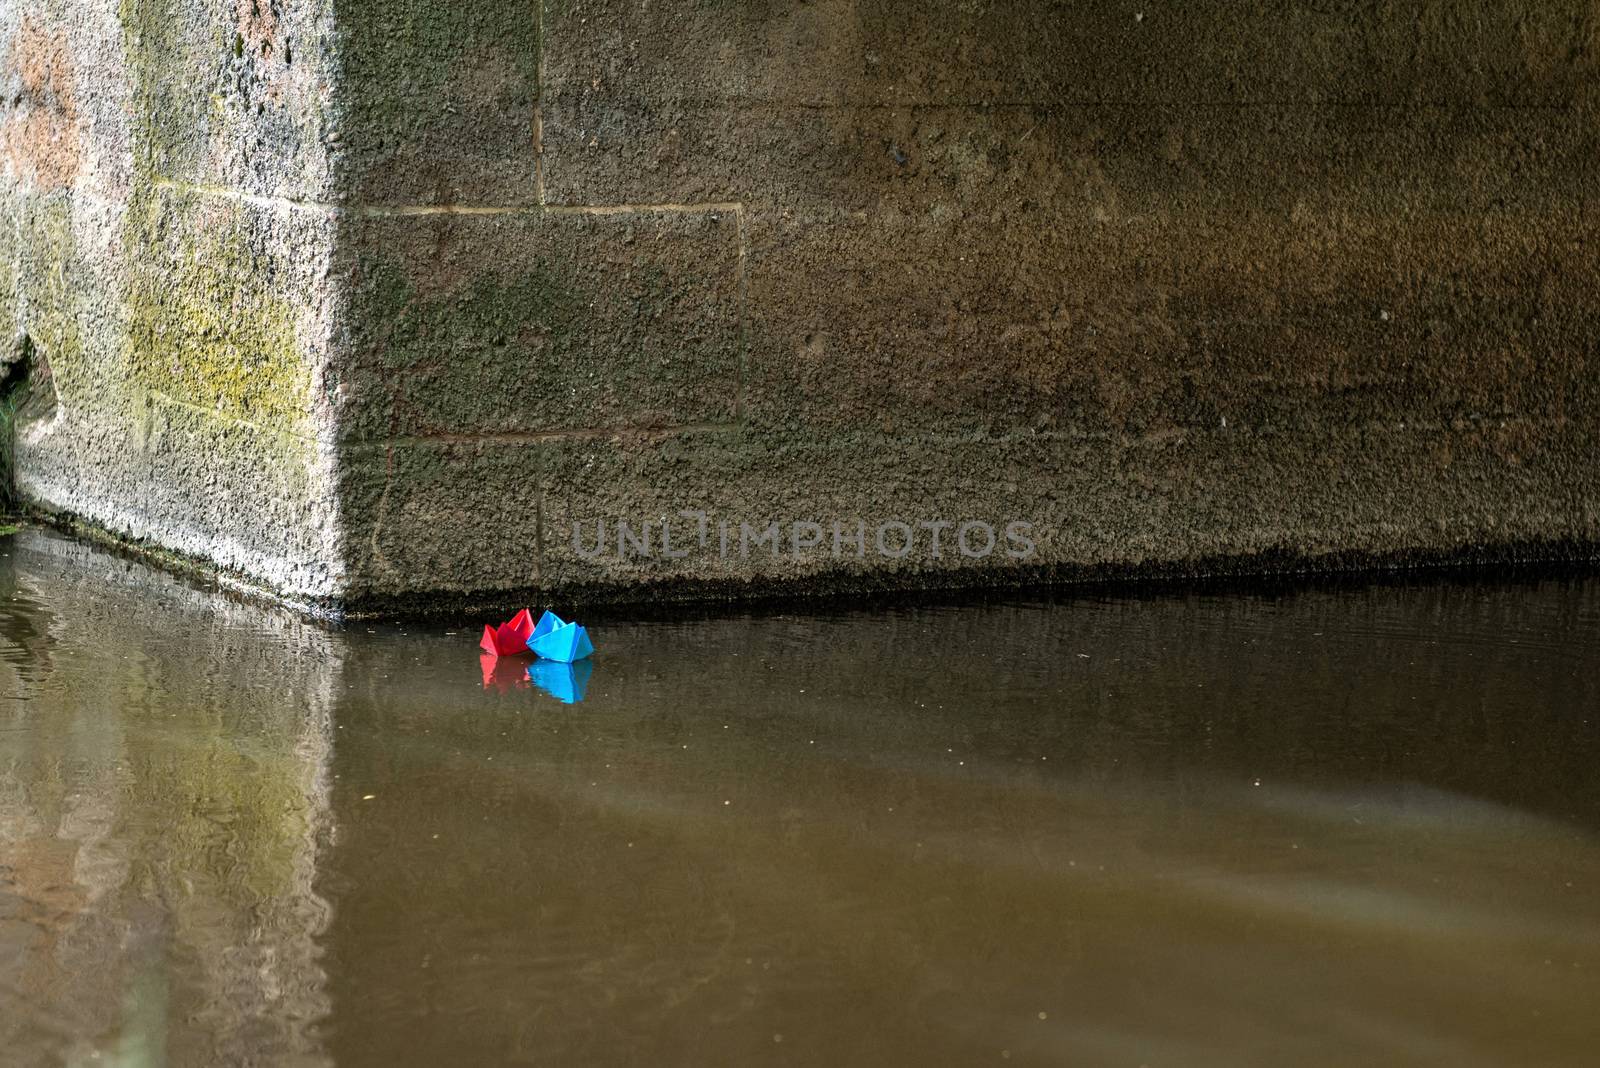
[{"x1": 527, "y1": 658, "x2": 594, "y2": 704}]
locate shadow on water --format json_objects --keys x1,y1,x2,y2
[{"x1": 2, "y1": 527, "x2": 1599, "y2": 1066}]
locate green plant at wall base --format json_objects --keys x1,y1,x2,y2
[
  {"x1": 0, "y1": 403, "x2": 14, "y2": 510},
  {"x1": 0, "y1": 336, "x2": 33, "y2": 511}
]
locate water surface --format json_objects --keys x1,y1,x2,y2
[{"x1": 2, "y1": 529, "x2": 1598, "y2": 1066}]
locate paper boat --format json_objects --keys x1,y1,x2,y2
[
  {"x1": 480, "y1": 609, "x2": 535, "y2": 658},
  {"x1": 528, "y1": 659, "x2": 594, "y2": 703},
  {"x1": 527, "y1": 610, "x2": 595, "y2": 663}
]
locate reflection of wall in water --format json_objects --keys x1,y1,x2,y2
[{"x1": 0, "y1": 532, "x2": 338, "y2": 1066}]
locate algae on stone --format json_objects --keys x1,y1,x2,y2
[{"x1": 123, "y1": 191, "x2": 310, "y2": 430}]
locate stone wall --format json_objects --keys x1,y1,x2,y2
[
  {"x1": 3, "y1": 1, "x2": 1597, "y2": 613},
  {"x1": 2, "y1": 0, "x2": 344, "y2": 605}
]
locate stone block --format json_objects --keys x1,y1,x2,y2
[{"x1": 1, "y1": 0, "x2": 1594, "y2": 613}]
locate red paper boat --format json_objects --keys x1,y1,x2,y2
[{"x1": 479, "y1": 609, "x2": 535, "y2": 658}]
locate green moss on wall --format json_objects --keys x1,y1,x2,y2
[
  {"x1": 116, "y1": 0, "x2": 312, "y2": 431},
  {"x1": 373, "y1": 260, "x2": 582, "y2": 372},
  {"x1": 123, "y1": 195, "x2": 309, "y2": 428},
  {"x1": 13, "y1": 197, "x2": 85, "y2": 411},
  {"x1": 337, "y1": 0, "x2": 541, "y2": 125},
  {"x1": 332, "y1": 0, "x2": 541, "y2": 202},
  {"x1": 118, "y1": 0, "x2": 213, "y2": 186},
  {"x1": 0, "y1": 202, "x2": 20, "y2": 507},
  {"x1": 0, "y1": 213, "x2": 17, "y2": 351},
  {"x1": 335, "y1": 244, "x2": 587, "y2": 438}
]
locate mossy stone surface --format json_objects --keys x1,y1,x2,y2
[{"x1": 0, "y1": 0, "x2": 1595, "y2": 614}]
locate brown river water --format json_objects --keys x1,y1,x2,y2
[{"x1": 2, "y1": 528, "x2": 1598, "y2": 1067}]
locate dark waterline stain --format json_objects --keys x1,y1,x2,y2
[{"x1": 2, "y1": 529, "x2": 1598, "y2": 1067}]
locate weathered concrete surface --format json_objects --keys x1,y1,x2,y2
[
  {"x1": 2, "y1": 0, "x2": 345, "y2": 605},
  {"x1": 2, "y1": 1, "x2": 1597, "y2": 613}
]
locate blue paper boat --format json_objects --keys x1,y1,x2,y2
[
  {"x1": 526, "y1": 611, "x2": 595, "y2": 663},
  {"x1": 528, "y1": 659, "x2": 594, "y2": 704},
  {"x1": 530, "y1": 610, "x2": 562, "y2": 642}
]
